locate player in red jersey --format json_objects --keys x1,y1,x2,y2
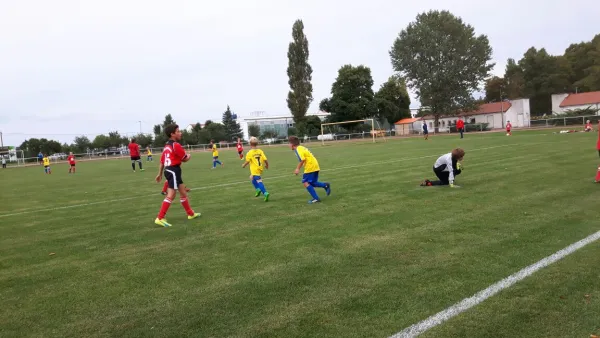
[
  {"x1": 236, "y1": 137, "x2": 244, "y2": 160},
  {"x1": 67, "y1": 152, "x2": 76, "y2": 174},
  {"x1": 585, "y1": 120, "x2": 593, "y2": 132},
  {"x1": 506, "y1": 121, "x2": 512, "y2": 136},
  {"x1": 595, "y1": 122, "x2": 600, "y2": 183},
  {"x1": 128, "y1": 138, "x2": 144, "y2": 172},
  {"x1": 154, "y1": 124, "x2": 200, "y2": 227}
]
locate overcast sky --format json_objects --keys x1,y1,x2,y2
[{"x1": 1, "y1": 0, "x2": 598, "y2": 145}]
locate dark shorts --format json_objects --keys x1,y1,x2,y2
[
  {"x1": 213, "y1": 156, "x2": 219, "y2": 160},
  {"x1": 423, "y1": 130, "x2": 429, "y2": 135},
  {"x1": 164, "y1": 166, "x2": 183, "y2": 190},
  {"x1": 70, "y1": 164, "x2": 75, "y2": 167},
  {"x1": 302, "y1": 171, "x2": 319, "y2": 184},
  {"x1": 598, "y1": 150, "x2": 600, "y2": 157},
  {"x1": 238, "y1": 151, "x2": 243, "y2": 155},
  {"x1": 131, "y1": 156, "x2": 141, "y2": 161}
]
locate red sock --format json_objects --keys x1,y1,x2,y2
[
  {"x1": 158, "y1": 197, "x2": 172, "y2": 219},
  {"x1": 162, "y1": 181, "x2": 169, "y2": 193},
  {"x1": 595, "y1": 166, "x2": 600, "y2": 182},
  {"x1": 239, "y1": 153, "x2": 243, "y2": 159},
  {"x1": 180, "y1": 197, "x2": 194, "y2": 216}
]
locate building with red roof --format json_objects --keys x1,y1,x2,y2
[{"x1": 551, "y1": 91, "x2": 600, "y2": 114}]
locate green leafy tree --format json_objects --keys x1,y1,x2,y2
[
  {"x1": 133, "y1": 133, "x2": 153, "y2": 148},
  {"x1": 484, "y1": 76, "x2": 507, "y2": 102},
  {"x1": 503, "y1": 58, "x2": 525, "y2": 99},
  {"x1": 107, "y1": 131, "x2": 123, "y2": 147},
  {"x1": 222, "y1": 105, "x2": 243, "y2": 140},
  {"x1": 92, "y1": 135, "x2": 111, "y2": 150},
  {"x1": 374, "y1": 76, "x2": 411, "y2": 125},
  {"x1": 390, "y1": 10, "x2": 494, "y2": 130},
  {"x1": 261, "y1": 130, "x2": 279, "y2": 140},
  {"x1": 205, "y1": 122, "x2": 227, "y2": 142},
  {"x1": 72, "y1": 136, "x2": 92, "y2": 153},
  {"x1": 319, "y1": 64, "x2": 376, "y2": 130},
  {"x1": 518, "y1": 47, "x2": 572, "y2": 115},
  {"x1": 287, "y1": 19, "x2": 313, "y2": 124},
  {"x1": 248, "y1": 124, "x2": 260, "y2": 138}
]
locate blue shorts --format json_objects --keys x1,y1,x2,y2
[
  {"x1": 252, "y1": 175, "x2": 262, "y2": 181},
  {"x1": 302, "y1": 171, "x2": 319, "y2": 184},
  {"x1": 213, "y1": 156, "x2": 219, "y2": 160},
  {"x1": 423, "y1": 130, "x2": 428, "y2": 135}
]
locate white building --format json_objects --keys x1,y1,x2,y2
[
  {"x1": 551, "y1": 91, "x2": 600, "y2": 114},
  {"x1": 394, "y1": 118, "x2": 422, "y2": 136},
  {"x1": 420, "y1": 99, "x2": 531, "y2": 132},
  {"x1": 237, "y1": 111, "x2": 330, "y2": 140}
]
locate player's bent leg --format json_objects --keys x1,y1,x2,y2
[
  {"x1": 178, "y1": 184, "x2": 199, "y2": 219},
  {"x1": 303, "y1": 181, "x2": 320, "y2": 203}
]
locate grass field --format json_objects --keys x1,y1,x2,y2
[{"x1": 1, "y1": 130, "x2": 599, "y2": 338}]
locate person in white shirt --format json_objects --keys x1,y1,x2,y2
[
  {"x1": 1, "y1": 156, "x2": 6, "y2": 169},
  {"x1": 420, "y1": 148, "x2": 465, "y2": 187}
]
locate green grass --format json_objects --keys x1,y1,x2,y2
[{"x1": 1, "y1": 130, "x2": 599, "y2": 338}]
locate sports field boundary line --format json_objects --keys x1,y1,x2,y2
[{"x1": 390, "y1": 229, "x2": 600, "y2": 338}]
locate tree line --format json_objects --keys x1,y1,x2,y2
[
  {"x1": 484, "y1": 34, "x2": 600, "y2": 115},
  {"x1": 288, "y1": 11, "x2": 599, "y2": 130},
  {"x1": 18, "y1": 107, "x2": 243, "y2": 157}
]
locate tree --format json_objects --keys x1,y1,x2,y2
[
  {"x1": 374, "y1": 76, "x2": 411, "y2": 125},
  {"x1": 287, "y1": 19, "x2": 313, "y2": 124},
  {"x1": 92, "y1": 135, "x2": 111, "y2": 150},
  {"x1": 390, "y1": 10, "x2": 494, "y2": 130},
  {"x1": 163, "y1": 114, "x2": 176, "y2": 128},
  {"x1": 133, "y1": 133, "x2": 153, "y2": 148},
  {"x1": 518, "y1": 47, "x2": 572, "y2": 115},
  {"x1": 222, "y1": 105, "x2": 243, "y2": 140},
  {"x1": 503, "y1": 58, "x2": 525, "y2": 99},
  {"x1": 73, "y1": 136, "x2": 92, "y2": 153},
  {"x1": 204, "y1": 122, "x2": 227, "y2": 142},
  {"x1": 108, "y1": 131, "x2": 124, "y2": 147},
  {"x1": 261, "y1": 130, "x2": 279, "y2": 140},
  {"x1": 484, "y1": 76, "x2": 507, "y2": 102},
  {"x1": 248, "y1": 124, "x2": 260, "y2": 138},
  {"x1": 319, "y1": 64, "x2": 376, "y2": 129}
]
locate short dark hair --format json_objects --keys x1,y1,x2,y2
[
  {"x1": 164, "y1": 124, "x2": 179, "y2": 138},
  {"x1": 131, "y1": 138, "x2": 136, "y2": 143},
  {"x1": 288, "y1": 136, "x2": 300, "y2": 146}
]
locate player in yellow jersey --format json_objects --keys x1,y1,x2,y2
[
  {"x1": 210, "y1": 139, "x2": 223, "y2": 169},
  {"x1": 146, "y1": 147, "x2": 153, "y2": 162},
  {"x1": 242, "y1": 137, "x2": 270, "y2": 201},
  {"x1": 42, "y1": 154, "x2": 51, "y2": 174},
  {"x1": 288, "y1": 136, "x2": 331, "y2": 204}
]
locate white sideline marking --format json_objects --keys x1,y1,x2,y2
[
  {"x1": 0, "y1": 143, "x2": 517, "y2": 219},
  {"x1": 390, "y1": 230, "x2": 600, "y2": 338}
]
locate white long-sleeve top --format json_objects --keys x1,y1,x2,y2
[{"x1": 434, "y1": 153, "x2": 455, "y2": 183}]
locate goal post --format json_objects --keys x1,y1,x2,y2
[{"x1": 320, "y1": 118, "x2": 386, "y2": 145}]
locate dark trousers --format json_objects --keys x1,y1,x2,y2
[
  {"x1": 431, "y1": 164, "x2": 462, "y2": 186},
  {"x1": 459, "y1": 128, "x2": 464, "y2": 138}
]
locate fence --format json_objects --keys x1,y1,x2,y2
[{"x1": 530, "y1": 115, "x2": 600, "y2": 128}]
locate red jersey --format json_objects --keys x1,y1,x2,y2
[
  {"x1": 456, "y1": 120, "x2": 464, "y2": 129},
  {"x1": 160, "y1": 140, "x2": 188, "y2": 167},
  {"x1": 236, "y1": 142, "x2": 243, "y2": 152},
  {"x1": 128, "y1": 142, "x2": 140, "y2": 157},
  {"x1": 506, "y1": 122, "x2": 512, "y2": 130},
  {"x1": 68, "y1": 155, "x2": 75, "y2": 165}
]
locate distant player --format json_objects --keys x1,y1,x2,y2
[
  {"x1": 585, "y1": 120, "x2": 593, "y2": 132},
  {"x1": 595, "y1": 121, "x2": 600, "y2": 183},
  {"x1": 457, "y1": 119, "x2": 465, "y2": 139},
  {"x1": 67, "y1": 152, "x2": 76, "y2": 174},
  {"x1": 288, "y1": 136, "x2": 331, "y2": 204},
  {"x1": 242, "y1": 136, "x2": 270, "y2": 201},
  {"x1": 422, "y1": 122, "x2": 429, "y2": 140},
  {"x1": 420, "y1": 148, "x2": 465, "y2": 188},
  {"x1": 154, "y1": 124, "x2": 200, "y2": 227},
  {"x1": 43, "y1": 154, "x2": 51, "y2": 174},
  {"x1": 210, "y1": 140, "x2": 223, "y2": 169},
  {"x1": 236, "y1": 138, "x2": 244, "y2": 160},
  {"x1": 2, "y1": 156, "x2": 6, "y2": 169},
  {"x1": 37, "y1": 152, "x2": 43, "y2": 165},
  {"x1": 146, "y1": 147, "x2": 153, "y2": 161},
  {"x1": 128, "y1": 138, "x2": 144, "y2": 172},
  {"x1": 506, "y1": 121, "x2": 512, "y2": 136}
]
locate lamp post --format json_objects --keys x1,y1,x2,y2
[{"x1": 138, "y1": 121, "x2": 142, "y2": 134}]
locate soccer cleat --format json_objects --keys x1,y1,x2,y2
[
  {"x1": 141, "y1": 169, "x2": 145, "y2": 172},
  {"x1": 154, "y1": 218, "x2": 171, "y2": 227},
  {"x1": 187, "y1": 213, "x2": 201, "y2": 220},
  {"x1": 264, "y1": 192, "x2": 270, "y2": 202},
  {"x1": 325, "y1": 183, "x2": 331, "y2": 196},
  {"x1": 255, "y1": 189, "x2": 261, "y2": 197},
  {"x1": 308, "y1": 199, "x2": 321, "y2": 204}
]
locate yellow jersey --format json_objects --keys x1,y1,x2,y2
[
  {"x1": 43, "y1": 157, "x2": 50, "y2": 166},
  {"x1": 294, "y1": 145, "x2": 320, "y2": 173},
  {"x1": 212, "y1": 144, "x2": 219, "y2": 157},
  {"x1": 245, "y1": 148, "x2": 267, "y2": 176},
  {"x1": 147, "y1": 149, "x2": 152, "y2": 155}
]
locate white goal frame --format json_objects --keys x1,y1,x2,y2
[{"x1": 320, "y1": 119, "x2": 384, "y2": 145}]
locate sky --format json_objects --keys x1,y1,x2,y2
[{"x1": 1, "y1": 0, "x2": 599, "y2": 146}]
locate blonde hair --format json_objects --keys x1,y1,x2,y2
[{"x1": 249, "y1": 137, "x2": 259, "y2": 146}]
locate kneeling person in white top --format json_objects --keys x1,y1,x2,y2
[{"x1": 420, "y1": 148, "x2": 465, "y2": 187}]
